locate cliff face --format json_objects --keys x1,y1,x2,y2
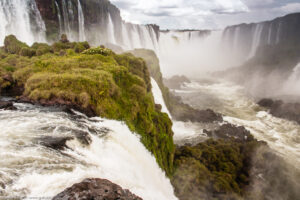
[
  {"x1": 34, "y1": 0, "x2": 160, "y2": 49},
  {"x1": 223, "y1": 13, "x2": 300, "y2": 62},
  {"x1": 219, "y1": 13, "x2": 300, "y2": 98}
]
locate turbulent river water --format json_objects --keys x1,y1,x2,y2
[
  {"x1": 174, "y1": 79, "x2": 300, "y2": 168},
  {"x1": 0, "y1": 101, "x2": 177, "y2": 199},
  {"x1": 1, "y1": 78, "x2": 299, "y2": 199}
]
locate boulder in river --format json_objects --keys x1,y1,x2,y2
[
  {"x1": 0, "y1": 101, "x2": 17, "y2": 110},
  {"x1": 258, "y1": 98, "x2": 300, "y2": 124},
  {"x1": 38, "y1": 136, "x2": 73, "y2": 150},
  {"x1": 53, "y1": 178, "x2": 142, "y2": 200}
]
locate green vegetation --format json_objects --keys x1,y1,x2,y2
[
  {"x1": 171, "y1": 138, "x2": 264, "y2": 200},
  {"x1": 0, "y1": 35, "x2": 174, "y2": 175}
]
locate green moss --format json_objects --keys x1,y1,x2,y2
[
  {"x1": 171, "y1": 138, "x2": 264, "y2": 199},
  {"x1": 19, "y1": 47, "x2": 36, "y2": 57},
  {"x1": 4, "y1": 35, "x2": 28, "y2": 54},
  {"x1": 82, "y1": 47, "x2": 113, "y2": 56},
  {"x1": 0, "y1": 35, "x2": 175, "y2": 175}
]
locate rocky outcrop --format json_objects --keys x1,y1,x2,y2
[
  {"x1": 204, "y1": 124, "x2": 255, "y2": 142},
  {"x1": 258, "y1": 98, "x2": 300, "y2": 124},
  {"x1": 173, "y1": 107, "x2": 222, "y2": 123},
  {"x1": 38, "y1": 136, "x2": 73, "y2": 150},
  {"x1": 164, "y1": 75, "x2": 191, "y2": 89},
  {"x1": 53, "y1": 178, "x2": 142, "y2": 200},
  {"x1": 0, "y1": 100, "x2": 16, "y2": 110}
]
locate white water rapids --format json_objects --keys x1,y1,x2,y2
[
  {"x1": 0, "y1": 102, "x2": 177, "y2": 199},
  {"x1": 174, "y1": 80, "x2": 300, "y2": 168}
]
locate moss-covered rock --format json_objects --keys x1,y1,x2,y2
[
  {"x1": 4, "y1": 35, "x2": 28, "y2": 54},
  {"x1": 19, "y1": 47, "x2": 36, "y2": 57},
  {"x1": 0, "y1": 36, "x2": 175, "y2": 175},
  {"x1": 171, "y1": 138, "x2": 265, "y2": 199}
]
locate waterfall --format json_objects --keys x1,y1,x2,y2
[
  {"x1": 61, "y1": 0, "x2": 71, "y2": 36},
  {"x1": 248, "y1": 24, "x2": 264, "y2": 59},
  {"x1": 0, "y1": 0, "x2": 46, "y2": 45},
  {"x1": 107, "y1": 14, "x2": 116, "y2": 44},
  {"x1": 121, "y1": 22, "x2": 132, "y2": 49},
  {"x1": 140, "y1": 26, "x2": 155, "y2": 50},
  {"x1": 0, "y1": 103, "x2": 177, "y2": 199},
  {"x1": 233, "y1": 27, "x2": 241, "y2": 53},
  {"x1": 131, "y1": 25, "x2": 143, "y2": 48},
  {"x1": 151, "y1": 78, "x2": 171, "y2": 117},
  {"x1": 276, "y1": 22, "x2": 282, "y2": 44},
  {"x1": 149, "y1": 26, "x2": 159, "y2": 51},
  {"x1": 77, "y1": 0, "x2": 85, "y2": 41},
  {"x1": 55, "y1": 1, "x2": 63, "y2": 36},
  {"x1": 267, "y1": 23, "x2": 273, "y2": 45}
]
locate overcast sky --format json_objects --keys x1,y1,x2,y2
[{"x1": 110, "y1": 0, "x2": 300, "y2": 29}]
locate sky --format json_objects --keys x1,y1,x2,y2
[{"x1": 110, "y1": 0, "x2": 300, "y2": 29}]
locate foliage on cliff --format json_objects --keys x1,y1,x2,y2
[
  {"x1": 130, "y1": 49, "x2": 222, "y2": 123},
  {"x1": 0, "y1": 35, "x2": 174, "y2": 175},
  {"x1": 171, "y1": 138, "x2": 264, "y2": 200}
]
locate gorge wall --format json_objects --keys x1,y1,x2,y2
[{"x1": 223, "y1": 13, "x2": 300, "y2": 63}]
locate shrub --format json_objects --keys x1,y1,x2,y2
[
  {"x1": 74, "y1": 43, "x2": 86, "y2": 53},
  {"x1": 82, "y1": 47, "x2": 113, "y2": 56},
  {"x1": 4, "y1": 35, "x2": 28, "y2": 54},
  {"x1": 19, "y1": 47, "x2": 36, "y2": 57}
]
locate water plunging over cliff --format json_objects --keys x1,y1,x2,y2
[
  {"x1": 0, "y1": 103, "x2": 177, "y2": 199},
  {"x1": 77, "y1": 0, "x2": 85, "y2": 41},
  {"x1": 0, "y1": 0, "x2": 46, "y2": 46}
]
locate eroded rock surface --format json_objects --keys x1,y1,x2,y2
[{"x1": 53, "y1": 178, "x2": 142, "y2": 200}]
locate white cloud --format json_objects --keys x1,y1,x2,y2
[
  {"x1": 110, "y1": 0, "x2": 249, "y2": 29},
  {"x1": 110, "y1": 0, "x2": 300, "y2": 29},
  {"x1": 279, "y1": 3, "x2": 300, "y2": 13}
]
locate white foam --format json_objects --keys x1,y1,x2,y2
[{"x1": 0, "y1": 104, "x2": 177, "y2": 199}]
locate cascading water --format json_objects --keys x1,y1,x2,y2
[
  {"x1": 55, "y1": 1, "x2": 63, "y2": 36},
  {"x1": 267, "y1": 23, "x2": 273, "y2": 45},
  {"x1": 276, "y1": 22, "x2": 282, "y2": 44},
  {"x1": 174, "y1": 79, "x2": 300, "y2": 168},
  {"x1": 151, "y1": 78, "x2": 171, "y2": 117},
  {"x1": 232, "y1": 27, "x2": 240, "y2": 53},
  {"x1": 77, "y1": 0, "x2": 86, "y2": 41},
  {"x1": 248, "y1": 24, "x2": 264, "y2": 59},
  {"x1": 0, "y1": 102, "x2": 177, "y2": 199},
  {"x1": 0, "y1": 0, "x2": 46, "y2": 46},
  {"x1": 107, "y1": 14, "x2": 116, "y2": 44},
  {"x1": 121, "y1": 22, "x2": 132, "y2": 49},
  {"x1": 61, "y1": 0, "x2": 71, "y2": 36}
]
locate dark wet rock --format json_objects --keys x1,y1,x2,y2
[
  {"x1": 0, "y1": 101, "x2": 17, "y2": 110},
  {"x1": 0, "y1": 181, "x2": 5, "y2": 189},
  {"x1": 17, "y1": 96, "x2": 96, "y2": 117},
  {"x1": 53, "y1": 178, "x2": 142, "y2": 200},
  {"x1": 155, "y1": 104, "x2": 162, "y2": 111},
  {"x1": 73, "y1": 130, "x2": 92, "y2": 145},
  {"x1": 258, "y1": 98, "x2": 300, "y2": 124},
  {"x1": 38, "y1": 136, "x2": 73, "y2": 150},
  {"x1": 164, "y1": 75, "x2": 191, "y2": 89},
  {"x1": 174, "y1": 107, "x2": 223, "y2": 123},
  {"x1": 204, "y1": 123, "x2": 255, "y2": 142}
]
